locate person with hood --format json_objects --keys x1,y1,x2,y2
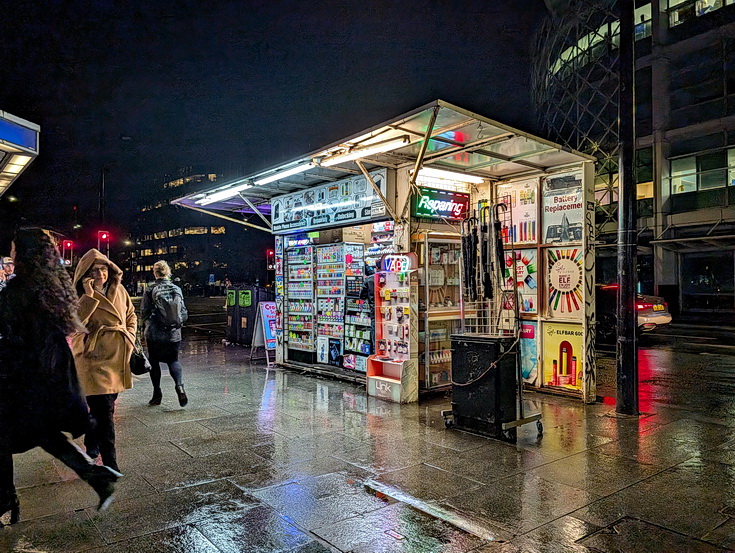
[
  {"x1": 0, "y1": 230, "x2": 122, "y2": 522},
  {"x1": 141, "y1": 260, "x2": 188, "y2": 407},
  {"x1": 71, "y1": 249, "x2": 137, "y2": 473}
]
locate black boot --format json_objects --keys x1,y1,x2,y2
[
  {"x1": 149, "y1": 389, "x2": 162, "y2": 406},
  {"x1": 84, "y1": 465, "x2": 123, "y2": 511},
  {"x1": 175, "y1": 385, "x2": 188, "y2": 407},
  {"x1": 0, "y1": 489, "x2": 19, "y2": 525}
]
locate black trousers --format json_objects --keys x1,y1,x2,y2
[
  {"x1": 84, "y1": 394, "x2": 118, "y2": 471},
  {"x1": 1, "y1": 432, "x2": 97, "y2": 501}
]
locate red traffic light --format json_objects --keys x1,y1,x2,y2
[
  {"x1": 63, "y1": 240, "x2": 73, "y2": 249},
  {"x1": 98, "y1": 230, "x2": 110, "y2": 241},
  {"x1": 267, "y1": 250, "x2": 274, "y2": 256}
]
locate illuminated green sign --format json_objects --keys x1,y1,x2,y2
[{"x1": 411, "y1": 187, "x2": 470, "y2": 221}]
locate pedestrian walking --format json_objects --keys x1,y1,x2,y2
[
  {"x1": 0, "y1": 230, "x2": 122, "y2": 523},
  {"x1": 71, "y1": 249, "x2": 137, "y2": 473},
  {"x1": 141, "y1": 260, "x2": 189, "y2": 407}
]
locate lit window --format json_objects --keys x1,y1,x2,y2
[
  {"x1": 168, "y1": 228, "x2": 183, "y2": 237},
  {"x1": 154, "y1": 231, "x2": 167, "y2": 239},
  {"x1": 729, "y1": 149, "x2": 735, "y2": 186},
  {"x1": 184, "y1": 227, "x2": 208, "y2": 235},
  {"x1": 156, "y1": 247, "x2": 167, "y2": 255},
  {"x1": 210, "y1": 226, "x2": 226, "y2": 235},
  {"x1": 169, "y1": 245, "x2": 179, "y2": 253},
  {"x1": 671, "y1": 157, "x2": 696, "y2": 194},
  {"x1": 174, "y1": 262, "x2": 188, "y2": 270}
]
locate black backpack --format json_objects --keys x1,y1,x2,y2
[{"x1": 151, "y1": 281, "x2": 185, "y2": 330}]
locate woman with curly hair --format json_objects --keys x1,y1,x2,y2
[
  {"x1": 0, "y1": 229, "x2": 122, "y2": 524},
  {"x1": 71, "y1": 248, "x2": 136, "y2": 473}
]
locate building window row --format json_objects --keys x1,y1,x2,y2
[
  {"x1": 668, "y1": 0, "x2": 734, "y2": 27},
  {"x1": 670, "y1": 147, "x2": 735, "y2": 194}
]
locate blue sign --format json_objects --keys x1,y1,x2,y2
[{"x1": 0, "y1": 118, "x2": 38, "y2": 152}]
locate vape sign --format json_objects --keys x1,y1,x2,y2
[{"x1": 412, "y1": 187, "x2": 469, "y2": 221}]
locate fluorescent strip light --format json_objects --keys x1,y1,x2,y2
[
  {"x1": 253, "y1": 163, "x2": 313, "y2": 185},
  {"x1": 320, "y1": 136, "x2": 409, "y2": 167},
  {"x1": 196, "y1": 183, "x2": 252, "y2": 206},
  {"x1": 417, "y1": 167, "x2": 485, "y2": 184},
  {"x1": 196, "y1": 162, "x2": 312, "y2": 205}
]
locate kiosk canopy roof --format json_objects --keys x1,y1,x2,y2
[{"x1": 174, "y1": 99, "x2": 593, "y2": 216}]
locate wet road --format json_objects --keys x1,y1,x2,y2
[{"x1": 2, "y1": 328, "x2": 735, "y2": 552}]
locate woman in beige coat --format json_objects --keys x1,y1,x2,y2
[{"x1": 71, "y1": 249, "x2": 136, "y2": 472}]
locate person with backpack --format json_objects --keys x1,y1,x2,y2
[{"x1": 141, "y1": 260, "x2": 188, "y2": 407}]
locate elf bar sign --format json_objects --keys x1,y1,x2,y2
[{"x1": 412, "y1": 187, "x2": 469, "y2": 221}]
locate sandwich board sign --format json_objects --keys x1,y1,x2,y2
[{"x1": 250, "y1": 301, "x2": 277, "y2": 365}]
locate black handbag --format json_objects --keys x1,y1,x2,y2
[{"x1": 130, "y1": 339, "x2": 151, "y2": 375}]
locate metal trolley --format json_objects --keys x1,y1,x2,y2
[{"x1": 441, "y1": 203, "x2": 542, "y2": 442}]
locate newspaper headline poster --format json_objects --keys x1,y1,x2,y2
[
  {"x1": 542, "y1": 321, "x2": 583, "y2": 391},
  {"x1": 541, "y1": 171, "x2": 583, "y2": 244},
  {"x1": 503, "y1": 249, "x2": 538, "y2": 315},
  {"x1": 496, "y1": 178, "x2": 538, "y2": 245}
]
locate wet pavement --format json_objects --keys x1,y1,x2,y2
[{"x1": 3, "y1": 337, "x2": 735, "y2": 552}]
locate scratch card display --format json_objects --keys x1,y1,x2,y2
[{"x1": 546, "y1": 248, "x2": 584, "y2": 320}]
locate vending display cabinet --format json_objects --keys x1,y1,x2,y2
[
  {"x1": 343, "y1": 297, "x2": 373, "y2": 373},
  {"x1": 412, "y1": 233, "x2": 463, "y2": 390},
  {"x1": 315, "y1": 244, "x2": 346, "y2": 366},
  {"x1": 367, "y1": 253, "x2": 419, "y2": 403},
  {"x1": 285, "y1": 245, "x2": 316, "y2": 363}
]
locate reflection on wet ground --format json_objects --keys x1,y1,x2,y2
[{"x1": 3, "y1": 339, "x2": 735, "y2": 552}]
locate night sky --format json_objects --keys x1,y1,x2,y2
[{"x1": 1, "y1": 0, "x2": 549, "y2": 236}]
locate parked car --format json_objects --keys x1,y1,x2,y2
[{"x1": 596, "y1": 284, "x2": 672, "y2": 343}]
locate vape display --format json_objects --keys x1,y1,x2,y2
[{"x1": 367, "y1": 253, "x2": 419, "y2": 403}]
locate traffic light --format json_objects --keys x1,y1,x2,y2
[
  {"x1": 266, "y1": 249, "x2": 275, "y2": 271},
  {"x1": 61, "y1": 240, "x2": 74, "y2": 266},
  {"x1": 97, "y1": 230, "x2": 110, "y2": 253}
]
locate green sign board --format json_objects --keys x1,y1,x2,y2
[
  {"x1": 227, "y1": 290, "x2": 236, "y2": 307},
  {"x1": 411, "y1": 187, "x2": 470, "y2": 221},
  {"x1": 238, "y1": 289, "x2": 252, "y2": 308}
]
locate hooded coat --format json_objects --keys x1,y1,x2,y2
[{"x1": 71, "y1": 249, "x2": 137, "y2": 396}]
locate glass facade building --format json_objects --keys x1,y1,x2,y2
[{"x1": 533, "y1": 0, "x2": 735, "y2": 314}]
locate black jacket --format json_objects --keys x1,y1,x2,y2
[
  {"x1": 141, "y1": 278, "x2": 188, "y2": 343},
  {"x1": 0, "y1": 278, "x2": 90, "y2": 453}
]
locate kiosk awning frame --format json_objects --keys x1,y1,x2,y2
[{"x1": 173, "y1": 99, "x2": 594, "y2": 228}]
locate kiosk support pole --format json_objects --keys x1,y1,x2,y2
[
  {"x1": 355, "y1": 160, "x2": 398, "y2": 221},
  {"x1": 182, "y1": 204, "x2": 272, "y2": 233},
  {"x1": 239, "y1": 193, "x2": 272, "y2": 229},
  {"x1": 401, "y1": 106, "x2": 440, "y2": 220},
  {"x1": 616, "y1": 0, "x2": 638, "y2": 416}
]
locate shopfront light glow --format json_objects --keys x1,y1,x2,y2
[
  {"x1": 320, "y1": 136, "x2": 409, "y2": 167},
  {"x1": 417, "y1": 167, "x2": 485, "y2": 184}
]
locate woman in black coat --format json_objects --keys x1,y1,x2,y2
[{"x1": 0, "y1": 229, "x2": 122, "y2": 524}]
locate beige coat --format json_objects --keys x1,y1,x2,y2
[{"x1": 71, "y1": 249, "x2": 137, "y2": 396}]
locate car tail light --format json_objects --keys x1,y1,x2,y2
[{"x1": 636, "y1": 302, "x2": 653, "y2": 310}]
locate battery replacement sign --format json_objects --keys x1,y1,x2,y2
[
  {"x1": 411, "y1": 187, "x2": 469, "y2": 221},
  {"x1": 271, "y1": 168, "x2": 388, "y2": 234}
]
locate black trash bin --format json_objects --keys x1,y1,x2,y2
[{"x1": 448, "y1": 335, "x2": 518, "y2": 442}]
